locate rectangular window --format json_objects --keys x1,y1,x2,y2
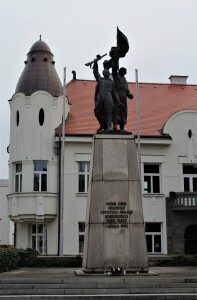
[
  {"x1": 144, "y1": 164, "x2": 160, "y2": 194},
  {"x1": 78, "y1": 162, "x2": 90, "y2": 193},
  {"x1": 33, "y1": 162, "x2": 47, "y2": 191},
  {"x1": 145, "y1": 223, "x2": 162, "y2": 254},
  {"x1": 31, "y1": 224, "x2": 47, "y2": 254},
  {"x1": 183, "y1": 165, "x2": 197, "y2": 192},
  {"x1": 78, "y1": 222, "x2": 85, "y2": 254},
  {"x1": 15, "y1": 163, "x2": 22, "y2": 192}
]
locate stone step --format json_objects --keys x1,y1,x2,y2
[
  {"x1": 0, "y1": 278, "x2": 197, "y2": 298},
  {"x1": 1, "y1": 282, "x2": 197, "y2": 289},
  {"x1": 1, "y1": 277, "x2": 197, "y2": 284},
  {"x1": 1, "y1": 294, "x2": 197, "y2": 300},
  {"x1": 0, "y1": 287, "x2": 197, "y2": 295}
]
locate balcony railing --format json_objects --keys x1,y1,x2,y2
[{"x1": 170, "y1": 192, "x2": 197, "y2": 210}]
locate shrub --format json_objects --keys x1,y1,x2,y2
[
  {"x1": 17, "y1": 248, "x2": 39, "y2": 267},
  {"x1": 36, "y1": 256, "x2": 82, "y2": 267},
  {"x1": 150, "y1": 255, "x2": 197, "y2": 267},
  {"x1": 0, "y1": 248, "x2": 20, "y2": 272},
  {"x1": 172, "y1": 255, "x2": 197, "y2": 266},
  {"x1": 0, "y1": 248, "x2": 82, "y2": 273}
]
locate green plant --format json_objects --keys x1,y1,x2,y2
[{"x1": 0, "y1": 248, "x2": 20, "y2": 272}]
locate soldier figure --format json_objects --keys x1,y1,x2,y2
[
  {"x1": 112, "y1": 48, "x2": 133, "y2": 130},
  {"x1": 93, "y1": 60, "x2": 120, "y2": 131}
]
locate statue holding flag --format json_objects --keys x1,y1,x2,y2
[
  {"x1": 111, "y1": 27, "x2": 133, "y2": 130},
  {"x1": 85, "y1": 27, "x2": 133, "y2": 132}
]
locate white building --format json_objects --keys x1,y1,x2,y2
[
  {"x1": 7, "y1": 39, "x2": 197, "y2": 256},
  {"x1": 0, "y1": 180, "x2": 14, "y2": 245}
]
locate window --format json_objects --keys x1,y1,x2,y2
[
  {"x1": 144, "y1": 164, "x2": 160, "y2": 193},
  {"x1": 39, "y1": 108, "x2": 44, "y2": 126},
  {"x1": 78, "y1": 162, "x2": 90, "y2": 193},
  {"x1": 183, "y1": 165, "x2": 197, "y2": 192},
  {"x1": 78, "y1": 222, "x2": 85, "y2": 254},
  {"x1": 145, "y1": 223, "x2": 162, "y2": 254},
  {"x1": 31, "y1": 224, "x2": 47, "y2": 254},
  {"x1": 15, "y1": 163, "x2": 22, "y2": 192},
  {"x1": 16, "y1": 110, "x2": 19, "y2": 126},
  {"x1": 34, "y1": 161, "x2": 47, "y2": 191}
]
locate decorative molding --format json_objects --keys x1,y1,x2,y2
[
  {"x1": 25, "y1": 97, "x2": 32, "y2": 107},
  {"x1": 52, "y1": 98, "x2": 58, "y2": 108}
]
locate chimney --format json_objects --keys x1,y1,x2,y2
[
  {"x1": 169, "y1": 75, "x2": 188, "y2": 85},
  {"x1": 72, "y1": 70, "x2": 76, "y2": 80}
]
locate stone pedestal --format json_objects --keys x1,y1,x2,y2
[{"x1": 82, "y1": 134, "x2": 148, "y2": 273}]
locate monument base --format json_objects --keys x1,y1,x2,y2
[{"x1": 82, "y1": 134, "x2": 149, "y2": 273}]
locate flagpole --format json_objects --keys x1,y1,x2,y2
[
  {"x1": 59, "y1": 67, "x2": 66, "y2": 256},
  {"x1": 135, "y1": 69, "x2": 141, "y2": 180}
]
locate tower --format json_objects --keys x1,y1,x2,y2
[{"x1": 7, "y1": 38, "x2": 66, "y2": 254}]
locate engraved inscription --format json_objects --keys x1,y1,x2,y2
[{"x1": 101, "y1": 201, "x2": 132, "y2": 229}]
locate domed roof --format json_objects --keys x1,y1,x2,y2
[
  {"x1": 29, "y1": 39, "x2": 52, "y2": 53},
  {"x1": 15, "y1": 38, "x2": 63, "y2": 97}
]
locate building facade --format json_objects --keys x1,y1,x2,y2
[
  {"x1": 6, "y1": 39, "x2": 197, "y2": 256},
  {"x1": 0, "y1": 180, "x2": 14, "y2": 245}
]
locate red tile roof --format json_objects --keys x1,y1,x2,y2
[{"x1": 56, "y1": 79, "x2": 197, "y2": 136}]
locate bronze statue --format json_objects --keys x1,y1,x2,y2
[
  {"x1": 85, "y1": 27, "x2": 133, "y2": 132},
  {"x1": 112, "y1": 48, "x2": 133, "y2": 130},
  {"x1": 93, "y1": 60, "x2": 120, "y2": 131}
]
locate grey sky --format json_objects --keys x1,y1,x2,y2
[{"x1": 0, "y1": 0, "x2": 197, "y2": 178}]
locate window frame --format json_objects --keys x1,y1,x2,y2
[
  {"x1": 31, "y1": 224, "x2": 47, "y2": 254},
  {"x1": 78, "y1": 222, "x2": 85, "y2": 255},
  {"x1": 183, "y1": 165, "x2": 197, "y2": 192},
  {"x1": 15, "y1": 162, "x2": 22, "y2": 192},
  {"x1": 143, "y1": 163, "x2": 161, "y2": 194},
  {"x1": 33, "y1": 161, "x2": 47, "y2": 192},
  {"x1": 145, "y1": 222, "x2": 163, "y2": 254},
  {"x1": 77, "y1": 161, "x2": 90, "y2": 194}
]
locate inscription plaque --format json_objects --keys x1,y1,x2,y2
[{"x1": 101, "y1": 201, "x2": 132, "y2": 228}]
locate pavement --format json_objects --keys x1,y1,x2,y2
[{"x1": 0, "y1": 266, "x2": 197, "y2": 279}]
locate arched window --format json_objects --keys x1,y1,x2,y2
[{"x1": 39, "y1": 108, "x2": 44, "y2": 126}]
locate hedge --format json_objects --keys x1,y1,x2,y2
[
  {"x1": 0, "y1": 248, "x2": 197, "y2": 273},
  {"x1": 149, "y1": 255, "x2": 197, "y2": 267},
  {"x1": 0, "y1": 248, "x2": 20, "y2": 272},
  {"x1": 0, "y1": 248, "x2": 82, "y2": 273}
]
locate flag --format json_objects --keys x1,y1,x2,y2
[{"x1": 117, "y1": 27, "x2": 129, "y2": 57}]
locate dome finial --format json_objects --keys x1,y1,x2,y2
[{"x1": 39, "y1": 34, "x2": 42, "y2": 41}]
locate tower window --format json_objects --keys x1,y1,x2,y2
[
  {"x1": 33, "y1": 161, "x2": 47, "y2": 191},
  {"x1": 32, "y1": 58, "x2": 35, "y2": 62},
  {"x1": 15, "y1": 163, "x2": 22, "y2": 192},
  {"x1": 188, "y1": 129, "x2": 192, "y2": 138},
  {"x1": 39, "y1": 108, "x2": 44, "y2": 126},
  {"x1": 31, "y1": 224, "x2": 47, "y2": 254},
  {"x1": 16, "y1": 110, "x2": 19, "y2": 126},
  {"x1": 44, "y1": 58, "x2": 47, "y2": 62}
]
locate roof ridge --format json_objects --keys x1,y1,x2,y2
[{"x1": 66, "y1": 79, "x2": 197, "y2": 87}]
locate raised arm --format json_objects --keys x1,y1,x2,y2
[{"x1": 93, "y1": 61, "x2": 101, "y2": 82}]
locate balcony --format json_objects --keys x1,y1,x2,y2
[
  {"x1": 170, "y1": 192, "x2": 197, "y2": 210},
  {"x1": 7, "y1": 192, "x2": 58, "y2": 222}
]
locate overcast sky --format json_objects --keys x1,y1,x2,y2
[{"x1": 0, "y1": 0, "x2": 197, "y2": 178}]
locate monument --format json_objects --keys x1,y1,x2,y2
[{"x1": 82, "y1": 28, "x2": 148, "y2": 273}]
